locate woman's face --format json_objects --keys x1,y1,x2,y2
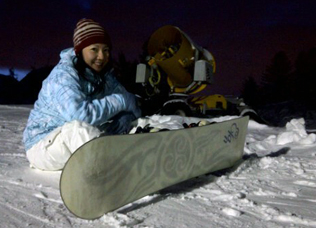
[{"x1": 82, "y1": 43, "x2": 110, "y2": 72}]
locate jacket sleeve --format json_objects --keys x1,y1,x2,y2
[
  {"x1": 51, "y1": 71, "x2": 128, "y2": 126},
  {"x1": 108, "y1": 74, "x2": 141, "y2": 119}
]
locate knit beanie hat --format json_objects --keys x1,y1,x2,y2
[{"x1": 73, "y1": 18, "x2": 112, "y2": 55}]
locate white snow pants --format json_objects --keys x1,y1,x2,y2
[{"x1": 26, "y1": 120, "x2": 101, "y2": 171}]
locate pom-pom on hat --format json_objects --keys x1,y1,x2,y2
[{"x1": 73, "y1": 18, "x2": 112, "y2": 55}]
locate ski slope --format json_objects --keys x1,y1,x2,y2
[{"x1": 1, "y1": 104, "x2": 316, "y2": 228}]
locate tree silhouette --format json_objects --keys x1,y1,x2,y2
[
  {"x1": 139, "y1": 38, "x2": 149, "y2": 63},
  {"x1": 241, "y1": 47, "x2": 316, "y2": 112},
  {"x1": 18, "y1": 66, "x2": 53, "y2": 103},
  {"x1": 293, "y1": 47, "x2": 316, "y2": 107},
  {"x1": 0, "y1": 73, "x2": 19, "y2": 104},
  {"x1": 113, "y1": 52, "x2": 140, "y2": 95},
  {"x1": 260, "y1": 51, "x2": 292, "y2": 104},
  {"x1": 240, "y1": 76, "x2": 259, "y2": 107},
  {"x1": 9, "y1": 68, "x2": 17, "y2": 79}
]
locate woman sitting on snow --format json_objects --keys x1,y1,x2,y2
[{"x1": 23, "y1": 18, "x2": 141, "y2": 171}]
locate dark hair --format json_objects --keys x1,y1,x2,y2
[{"x1": 73, "y1": 53, "x2": 87, "y2": 77}]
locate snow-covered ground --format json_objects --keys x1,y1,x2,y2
[{"x1": 1, "y1": 104, "x2": 316, "y2": 228}]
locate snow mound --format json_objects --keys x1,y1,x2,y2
[
  {"x1": 246, "y1": 118, "x2": 316, "y2": 157},
  {"x1": 277, "y1": 118, "x2": 316, "y2": 145}
]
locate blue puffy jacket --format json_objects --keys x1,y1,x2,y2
[{"x1": 23, "y1": 48, "x2": 138, "y2": 151}]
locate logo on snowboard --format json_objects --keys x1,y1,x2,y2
[{"x1": 223, "y1": 123, "x2": 239, "y2": 144}]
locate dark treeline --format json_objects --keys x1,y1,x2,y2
[
  {"x1": 240, "y1": 47, "x2": 316, "y2": 127},
  {"x1": 241, "y1": 47, "x2": 316, "y2": 110},
  {"x1": 0, "y1": 66, "x2": 54, "y2": 104},
  {"x1": 0, "y1": 54, "x2": 140, "y2": 104},
  {"x1": 1, "y1": 46, "x2": 315, "y2": 113}
]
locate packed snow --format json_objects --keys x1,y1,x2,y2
[{"x1": 1, "y1": 104, "x2": 316, "y2": 228}]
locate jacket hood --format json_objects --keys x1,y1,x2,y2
[{"x1": 59, "y1": 48, "x2": 76, "y2": 65}]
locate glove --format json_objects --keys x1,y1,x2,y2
[
  {"x1": 122, "y1": 92, "x2": 142, "y2": 119},
  {"x1": 102, "y1": 112, "x2": 136, "y2": 135}
]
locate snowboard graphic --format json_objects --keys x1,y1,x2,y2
[{"x1": 60, "y1": 116, "x2": 249, "y2": 219}]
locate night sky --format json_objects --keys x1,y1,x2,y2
[{"x1": 0, "y1": 0, "x2": 315, "y2": 95}]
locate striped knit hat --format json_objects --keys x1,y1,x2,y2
[{"x1": 73, "y1": 18, "x2": 111, "y2": 55}]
